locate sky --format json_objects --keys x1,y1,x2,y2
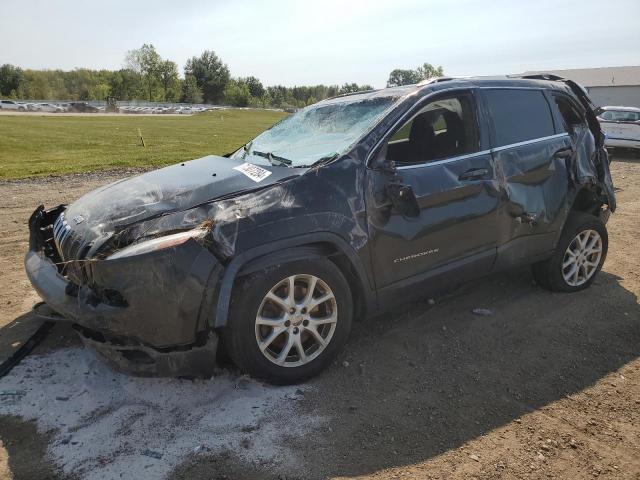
[{"x1": 2, "y1": 0, "x2": 639, "y2": 88}]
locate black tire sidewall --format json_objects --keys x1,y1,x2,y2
[
  {"x1": 547, "y1": 212, "x2": 608, "y2": 292},
  {"x1": 223, "y1": 258, "x2": 353, "y2": 384}
]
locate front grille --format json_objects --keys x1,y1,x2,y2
[{"x1": 53, "y1": 211, "x2": 86, "y2": 283}]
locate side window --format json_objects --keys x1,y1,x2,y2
[
  {"x1": 607, "y1": 110, "x2": 640, "y2": 122},
  {"x1": 600, "y1": 111, "x2": 614, "y2": 121},
  {"x1": 554, "y1": 95, "x2": 585, "y2": 134},
  {"x1": 387, "y1": 94, "x2": 478, "y2": 165},
  {"x1": 484, "y1": 89, "x2": 555, "y2": 147}
]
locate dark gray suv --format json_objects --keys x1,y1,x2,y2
[{"x1": 26, "y1": 75, "x2": 615, "y2": 384}]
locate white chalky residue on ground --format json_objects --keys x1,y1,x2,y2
[{"x1": 0, "y1": 347, "x2": 319, "y2": 480}]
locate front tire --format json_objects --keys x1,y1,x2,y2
[
  {"x1": 222, "y1": 258, "x2": 353, "y2": 384},
  {"x1": 532, "y1": 212, "x2": 608, "y2": 292}
]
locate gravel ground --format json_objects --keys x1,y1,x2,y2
[
  {"x1": 0, "y1": 347, "x2": 315, "y2": 480},
  {"x1": 0, "y1": 154, "x2": 639, "y2": 480}
]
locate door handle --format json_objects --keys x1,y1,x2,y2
[
  {"x1": 458, "y1": 168, "x2": 488, "y2": 181},
  {"x1": 554, "y1": 147, "x2": 573, "y2": 159}
]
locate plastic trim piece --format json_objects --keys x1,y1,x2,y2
[
  {"x1": 490, "y1": 133, "x2": 569, "y2": 152},
  {"x1": 396, "y1": 150, "x2": 492, "y2": 170},
  {"x1": 395, "y1": 134, "x2": 569, "y2": 170},
  {"x1": 0, "y1": 319, "x2": 54, "y2": 378}
]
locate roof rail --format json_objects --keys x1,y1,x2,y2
[
  {"x1": 514, "y1": 73, "x2": 566, "y2": 82},
  {"x1": 417, "y1": 76, "x2": 458, "y2": 87},
  {"x1": 334, "y1": 88, "x2": 378, "y2": 99}
]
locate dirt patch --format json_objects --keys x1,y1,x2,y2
[
  {"x1": 0, "y1": 417, "x2": 67, "y2": 480},
  {"x1": 1, "y1": 155, "x2": 639, "y2": 479}
]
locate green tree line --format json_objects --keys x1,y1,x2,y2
[{"x1": 0, "y1": 44, "x2": 443, "y2": 108}]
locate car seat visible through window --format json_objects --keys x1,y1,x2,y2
[
  {"x1": 433, "y1": 110, "x2": 465, "y2": 159},
  {"x1": 407, "y1": 114, "x2": 435, "y2": 163}
]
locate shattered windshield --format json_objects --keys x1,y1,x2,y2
[{"x1": 233, "y1": 95, "x2": 399, "y2": 167}]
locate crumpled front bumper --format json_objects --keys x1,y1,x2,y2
[{"x1": 25, "y1": 205, "x2": 224, "y2": 374}]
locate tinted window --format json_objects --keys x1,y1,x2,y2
[
  {"x1": 387, "y1": 94, "x2": 478, "y2": 165},
  {"x1": 554, "y1": 95, "x2": 584, "y2": 134},
  {"x1": 484, "y1": 89, "x2": 555, "y2": 147}
]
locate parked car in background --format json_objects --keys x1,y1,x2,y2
[
  {"x1": 25, "y1": 75, "x2": 615, "y2": 384},
  {"x1": 68, "y1": 102, "x2": 99, "y2": 113},
  {"x1": 0, "y1": 99, "x2": 26, "y2": 111},
  {"x1": 33, "y1": 103, "x2": 64, "y2": 113},
  {"x1": 596, "y1": 106, "x2": 640, "y2": 156}
]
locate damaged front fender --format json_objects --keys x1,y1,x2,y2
[{"x1": 26, "y1": 208, "x2": 223, "y2": 349}]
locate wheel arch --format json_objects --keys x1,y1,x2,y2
[
  {"x1": 551, "y1": 184, "x2": 610, "y2": 250},
  {"x1": 570, "y1": 185, "x2": 607, "y2": 217},
  {"x1": 210, "y1": 233, "x2": 376, "y2": 329}
]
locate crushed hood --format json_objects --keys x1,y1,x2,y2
[{"x1": 64, "y1": 155, "x2": 302, "y2": 235}]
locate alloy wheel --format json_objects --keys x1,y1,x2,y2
[
  {"x1": 255, "y1": 274, "x2": 338, "y2": 367},
  {"x1": 562, "y1": 229, "x2": 603, "y2": 287}
]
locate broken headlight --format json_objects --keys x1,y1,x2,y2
[
  {"x1": 107, "y1": 228, "x2": 208, "y2": 260},
  {"x1": 104, "y1": 200, "x2": 243, "y2": 262}
]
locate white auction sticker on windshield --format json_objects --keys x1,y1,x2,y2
[{"x1": 233, "y1": 162, "x2": 273, "y2": 182}]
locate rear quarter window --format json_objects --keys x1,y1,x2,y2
[
  {"x1": 484, "y1": 89, "x2": 555, "y2": 147},
  {"x1": 554, "y1": 95, "x2": 585, "y2": 134}
]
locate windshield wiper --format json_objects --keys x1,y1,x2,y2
[
  {"x1": 241, "y1": 141, "x2": 253, "y2": 159},
  {"x1": 297, "y1": 152, "x2": 340, "y2": 168},
  {"x1": 252, "y1": 150, "x2": 293, "y2": 167}
]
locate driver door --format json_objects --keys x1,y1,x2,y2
[{"x1": 365, "y1": 90, "x2": 500, "y2": 299}]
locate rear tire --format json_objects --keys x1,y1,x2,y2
[
  {"x1": 222, "y1": 258, "x2": 353, "y2": 385},
  {"x1": 532, "y1": 212, "x2": 608, "y2": 292}
]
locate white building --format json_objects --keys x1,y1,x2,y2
[{"x1": 523, "y1": 66, "x2": 640, "y2": 108}]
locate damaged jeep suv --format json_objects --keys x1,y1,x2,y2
[{"x1": 26, "y1": 75, "x2": 615, "y2": 384}]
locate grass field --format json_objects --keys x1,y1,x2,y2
[{"x1": 0, "y1": 110, "x2": 287, "y2": 179}]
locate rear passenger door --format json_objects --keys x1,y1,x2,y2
[{"x1": 482, "y1": 88, "x2": 570, "y2": 268}]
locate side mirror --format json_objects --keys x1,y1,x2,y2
[
  {"x1": 371, "y1": 142, "x2": 419, "y2": 217},
  {"x1": 385, "y1": 183, "x2": 419, "y2": 218}
]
